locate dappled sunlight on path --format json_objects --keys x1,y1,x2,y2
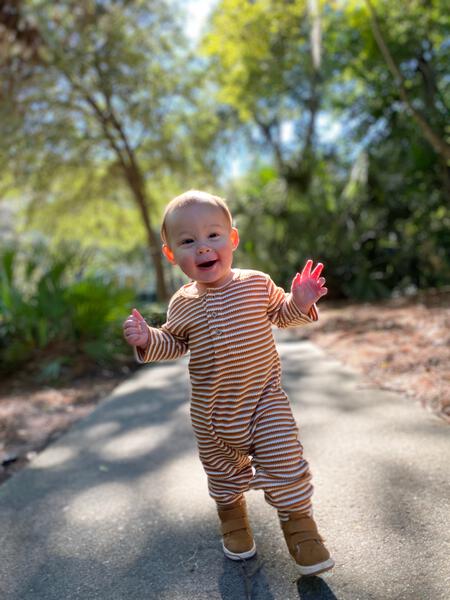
[{"x1": 0, "y1": 343, "x2": 448, "y2": 599}]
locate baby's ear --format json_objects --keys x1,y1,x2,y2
[
  {"x1": 230, "y1": 227, "x2": 240, "y2": 251},
  {"x1": 162, "y1": 244, "x2": 176, "y2": 264}
]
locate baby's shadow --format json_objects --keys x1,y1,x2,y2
[
  {"x1": 219, "y1": 556, "x2": 275, "y2": 599},
  {"x1": 218, "y1": 557, "x2": 339, "y2": 600},
  {"x1": 297, "y1": 575, "x2": 338, "y2": 599}
]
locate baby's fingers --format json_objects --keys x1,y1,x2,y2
[
  {"x1": 123, "y1": 317, "x2": 138, "y2": 332},
  {"x1": 132, "y1": 308, "x2": 145, "y2": 321},
  {"x1": 291, "y1": 272, "x2": 301, "y2": 289},
  {"x1": 300, "y1": 259, "x2": 313, "y2": 281},
  {"x1": 311, "y1": 262, "x2": 324, "y2": 279},
  {"x1": 124, "y1": 322, "x2": 140, "y2": 334}
]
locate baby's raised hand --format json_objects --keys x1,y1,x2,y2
[
  {"x1": 291, "y1": 259, "x2": 328, "y2": 314},
  {"x1": 123, "y1": 308, "x2": 149, "y2": 348}
]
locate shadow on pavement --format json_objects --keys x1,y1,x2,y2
[
  {"x1": 218, "y1": 559, "x2": 340, "y2": 600},
  {"x1": 219, "y1": 556, "x2": 275, "y2": 600},
  {"x1": 2, "y1": 347, "x2": 448, "y2": 599},
  {"x1": 1, "y1": 366, "x2": 193, "y2": 511},
  {"x1": 297, "y1": 575, "x2": 339, "y2": 599}
]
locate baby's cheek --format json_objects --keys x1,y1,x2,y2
[{"x1": 217, "y1": 240, "x2": 232, "y2": 251}]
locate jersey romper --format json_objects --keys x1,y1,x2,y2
[{"x1": 135, "y1": 268, "x2": 318, "y2": 513}]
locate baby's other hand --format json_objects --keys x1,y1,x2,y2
[
  {"x1": 291, "y1": 259, "x2": 328, "y2": 314},
  {"x1": 123, "y1": 308, "x2": 149, "y2": 348}
]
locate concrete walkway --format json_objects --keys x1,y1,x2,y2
[{"x1": 0, "y1": 337, "x2": 449, "y2": 600}]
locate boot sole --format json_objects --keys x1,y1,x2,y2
[
  {"x1": 297, "y1": 557, "x2": 335, "y2": 576},
  {"x1": 222, "y1": 541, "x2": 257, "y2": 561}
]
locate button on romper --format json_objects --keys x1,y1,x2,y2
[{"x1": 136, "y1": 269, "x2": 318, "y2": 514}]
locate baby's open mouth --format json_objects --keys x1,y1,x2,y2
[{"x1": 197, "y1": 259, "x2": 217, "y2": 269}]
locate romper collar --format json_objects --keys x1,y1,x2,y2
[{"x1": 179, "y1": 269, "x2": 241, "y2": 299}]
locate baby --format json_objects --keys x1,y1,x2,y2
[{"x1": 123, "y1": 190, "x2": 334, "y2": 576}]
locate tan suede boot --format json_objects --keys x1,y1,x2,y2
[
  {"x1": 217, "y1": 499, "x2": 256, "y2": 560},
  {"x1": 281, "y1": 513, "x2": 334, "y2": 576}
]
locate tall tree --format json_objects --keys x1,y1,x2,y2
[
  {"x1": 0, "y1": 0, "x2": 216, "y2": 300},
  {"x1": 206, "y1": 0, "x2": 449, "y2": 297},
  {"x1": 201, "y1": 0, "x2": 332, "y2": 192}
]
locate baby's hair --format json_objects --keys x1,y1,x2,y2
[{"x1": 161, "y1": 190, "x2": 233, "y2": 245}]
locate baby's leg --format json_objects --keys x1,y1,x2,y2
[
  {"x1": 196, "y1": 435, "x2": 253, "y2": 504},
  {"x1": 250, "y1": 389, "x2": 334, "y2": 575},
  {"x1": 249, "y1": 389, "x2": 313, "y2": 517},
  {"x1": 207, "y1": 462, "x2": 253, "y2": 507},
  {"x1": 201, "y1": 455, "x2": 256, "y2": 560}
]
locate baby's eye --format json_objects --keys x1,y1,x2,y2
[
  {"x1": 209, "y1": 232, "x2": 219, "y2": 239},
  {"x1": 181, "y1": 238, "x2": 194, "y2": 245}
]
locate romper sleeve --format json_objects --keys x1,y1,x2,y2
[
  {"x1": 266, "y1": 275, "x2": 318, "y2": 328},
  {"x1": 134, "y1": 293, "x2": 189, "y2": 363}
]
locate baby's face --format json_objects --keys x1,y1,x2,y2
[{"x1": 162, "y1": 202, "x2": 239, "y2": 289}]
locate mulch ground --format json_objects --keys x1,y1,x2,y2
[{"x1": 1, "y1": 291, "x2": 448, "y2": 486}]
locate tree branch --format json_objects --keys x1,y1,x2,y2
[
  {"x1": 254, "y1": 114, "x2": 285, "y2": 171},
  {"x1": 364, "y1": 0, "x2": 450, "y2": 162}
]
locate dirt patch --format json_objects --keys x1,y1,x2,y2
[
  {"x1": 1, "y1": 292, "x2": 448, "y2": 487},
  {"x1": 0, "y1": 370, "x2": 131, "y2": 485}
]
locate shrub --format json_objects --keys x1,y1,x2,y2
[{"x1": 0, "y1": 245, "x2": 135, "y2": 380}]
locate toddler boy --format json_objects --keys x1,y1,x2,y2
[{"x1": 123, "y1": 190, "x2": 334, "y2": 576}]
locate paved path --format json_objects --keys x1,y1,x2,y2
[{"x1": 0, "y1": 337, "x2": 449, "y2": 600}]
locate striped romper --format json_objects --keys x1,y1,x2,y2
[{"x1": 136, "y1": 268, "x2": 318, "y2": 515}]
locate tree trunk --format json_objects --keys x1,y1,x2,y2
[
  {"x1": 77, "y1": 87, "x2": 170, "y2": 302},
  {"x1": 124, "y1": 163, "x2": 169, "y2": 302},
  {"x1": 1, "y1": 8, "x2": 171, "y2": 302},
  {"x1": 284, "y1": 0, "x2": 322, "y2": 193}
]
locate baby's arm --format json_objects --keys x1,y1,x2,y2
[
  {"x1": 123, "y1": 307, "x2": 188, "y2": 363},
  {"x1": 267, "y1": 279, "x2": 316, "y2": 328}
]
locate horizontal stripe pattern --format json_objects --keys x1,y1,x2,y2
[{"x1": 136, "y1": 269, "x2": 317, "y2": 512}]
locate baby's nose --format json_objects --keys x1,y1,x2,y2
[{"x1": 197, "y1": 245, "x2": 211, "y2": 254}]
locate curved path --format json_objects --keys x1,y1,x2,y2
[{"x1": 0, "y1": 337, "x2": 448, "y2": 599}]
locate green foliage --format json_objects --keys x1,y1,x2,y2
[
  {"x1": 203, "y1": 0, "x2": 310, "y2": 122},
  {"x1": 64, "y1": 277, "x2": 134, "y2": 361},
  {"x1": 139, "y1": 302, "x2": 167, "y2": 328},
  {"x1": 229, "y1": 155, "x2": 450, "y2": 300},
  {"x1": 1, "y1": 0, "x2": 449, "y2": 309},
  {"x1": 0, "y1": 0, "x2": 224, "y2": 302},
  {"x1": 0, "y1": 245, "x2": 135, "y2": 379},
  {"x1": 205, "y1": 0, "x2": 450, "y2": 299}
]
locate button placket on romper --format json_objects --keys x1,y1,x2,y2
[{"x1": 198, "y1": 287, "x2": 254, "y2": 505}]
